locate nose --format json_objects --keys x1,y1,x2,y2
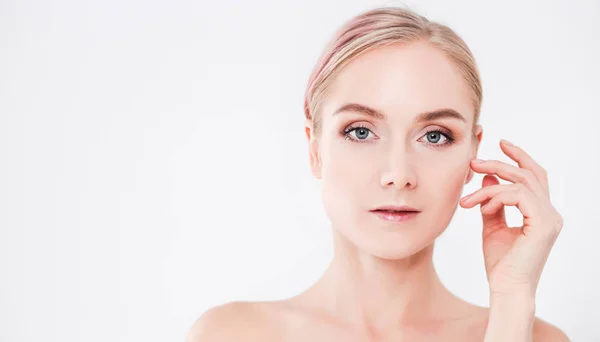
[{"x1": 380, "y1": 147, "x2": 418, "y2": 190}]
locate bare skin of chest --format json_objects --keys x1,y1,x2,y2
[
  {"x1": 268, "y1": 324, "x2": 487, "y2": 342},
  {"x1": 245, "y1": 302, "x2": 489, "y2": 342}
]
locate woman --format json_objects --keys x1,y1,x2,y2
[{"x1": 188, "y1": 6, "x2": 568, "y2": 341}]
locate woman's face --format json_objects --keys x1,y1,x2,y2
[{"x1": 307, "y1": 41, "x2": 482, "y2": 259}]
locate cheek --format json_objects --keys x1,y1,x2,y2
[
  {"x1": 319, "y1": 139, "x2": 376, "y2": 215},
  {"x1": 321, "y1": 142, "x2": 367, "y2": 196},
  {"x1": 417, "y1": 154, "x2": 470, "y2": 203}
]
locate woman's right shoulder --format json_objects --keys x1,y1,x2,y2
[{"x1": 185, "y1": 301, "x2": 278, "y2": 342}]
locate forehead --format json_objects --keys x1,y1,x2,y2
[{"x1": 324, "y1": 41, "x2": 475, "y2": 122}]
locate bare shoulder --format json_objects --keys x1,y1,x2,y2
[
  {"x1": 473, "y1": 306, "x2": 569, "y2": 342},
  {"x1": 533, "y1": 316, "x2": 570, "y2": 342},
  {"x1": 186, "y1": 301, "x2": 279, "y2": 342}
]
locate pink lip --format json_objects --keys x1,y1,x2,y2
[
  {"x1": 370, "y1": 206, "x2": 421, "y2": 223},
  {"x1": 371, "y1": 210, "x2": 419, "y2": 222},
  {"x1": 372, "y1": 205, "x2": 420, "y2": 212}
]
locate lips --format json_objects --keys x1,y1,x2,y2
[
  {"x1": 371, "y1": 205, "x2": 420, "y2": 213},
  {"x1": 370, "y1": 206, "x2": 420, "y2": 223}
]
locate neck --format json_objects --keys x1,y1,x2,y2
[{"x1": 304, "y1": 230, "x2": 458, "y2": 332}]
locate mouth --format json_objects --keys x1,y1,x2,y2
[{"x1": 370, "y1": 206, "x2": 421, "y2": 223}]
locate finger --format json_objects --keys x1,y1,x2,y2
[
  {"x1": 499, "y1": 139, "x2": 550, "y2": 197},
  {"x1": 479, "y1": 185, "x2": 541, "y2": 225},
  {"x1": 477, "y1": 175, "x2": 507, "y2": 234},
  {"x1": 460, "y1": 182, "x2": 521, "y2": 208},
  {"x1": 469, "y1": 159, "x2": 547, "y2": 199}
]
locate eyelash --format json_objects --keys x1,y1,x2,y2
[
  {"x1": 423, "y1": 128, "x2": 455, "y2": 147},
  {"x1": 343, "y1": 124, "x2": 374, "y2": 143},
  {"x1": 342, "y1": 124, "x2": 456, "y2": 147}
]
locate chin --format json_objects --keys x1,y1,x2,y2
[
  {"x1": 333, "y1": 215, "x2": 441, "y2": 261},
  {"x1": 355, "y1": 233, "x2": 436, "y2": 260}
]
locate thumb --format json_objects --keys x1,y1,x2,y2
[{"x1": 480, "y1": 175, "x2": 507, "y2": 233}]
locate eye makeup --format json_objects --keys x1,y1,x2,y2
[{"x1": 341, "y1": 122, "x2": 457, "y2": 148}]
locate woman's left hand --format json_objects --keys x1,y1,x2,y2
[{"x1": 459, "y1": 139, "x2": 563, "y2": 299}]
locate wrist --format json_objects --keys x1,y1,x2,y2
[
  {"x1": 489, "y1": 291, "x2": 536, "y2": 316},
  {"x1": 485, "y1": 293, "x2": 536, "y2": 342}
]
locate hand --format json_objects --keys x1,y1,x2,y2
[{"x1": 459, "y1": 139, "x2": 563, "y2": 298}]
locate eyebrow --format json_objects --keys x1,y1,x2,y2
[{"x1": 332, "y1": 103, "x2": 467, "y2": 123}]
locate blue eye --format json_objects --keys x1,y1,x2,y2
[
  {"x1": 421, "y1": 129, "x2": 455, "y2": 147},
  {"x1": 343, "y1": 125, "x2": 376, "y2": 142},
  {"x1": 342, "y1": 125, "x2": 455, "y2": 147}
]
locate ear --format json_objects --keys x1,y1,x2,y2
[
  {"x1": 305, "y1": 119, "x2": 322, "y2": 179},
  {"x1": 465, "y1": 124, "x2": 483, "y2": 184}
]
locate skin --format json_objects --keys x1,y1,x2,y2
[{"x1": 188, "y1": 41, "x2": 569, "y2": 341}]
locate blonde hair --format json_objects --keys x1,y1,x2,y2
[{"x1": 304, "y1": 6, "x2": 482, "y2": 138}]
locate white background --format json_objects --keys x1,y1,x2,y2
[{"x1": 1, "y1": 0, "x2": 599, "y2": 341}]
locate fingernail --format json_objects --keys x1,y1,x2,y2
[
  {"x1": 501, "y1": 139, "x2": 514, "y2": 146},
  {"x1": 472, "y1": 159, "x2": 484, "y2": 164}
]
